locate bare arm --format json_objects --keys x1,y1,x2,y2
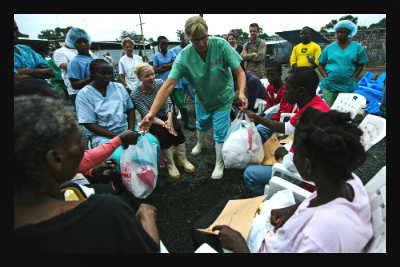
[
  {"x1": 70, "y1": 77, "x2": 93, "y2": 90},
  {"x1": 15, "y1": 67, "x2": 55, "y2": 80},
  {"x1": 153, "y1": 61, "x2": 174, "y2": 73},
  {"x1": 244, "y1": 109, "x2": 286, "y2": 133},
  {"x1": 119, "y1": 74, "x2": 128, "y2": 88},
  {"x1": 351, "y1": 64, "x2": 364, "y2": 78},
  {"x1": 234, "y1": 66, "x2": 248, "y2": 109},
  {"x1": 139, "y1": 78, "x2": 178, "y2": 132},
  {"x1": 317, "y1": 63, "x2": 328, "y2": 78},
  {"x1": 136, "y1": 204, "x2": 160, "y2": 249}
]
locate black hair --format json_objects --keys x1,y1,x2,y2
[
  {"x1": 89, "y1": 58, "x2": 109, "y2": 75},
  {"x1": 266, "y1": 61, "x2": 282, "y2": 73},
  {"x1": 302, "y1": 26, "x2": 312, "y2": 33},
  {"x1": 249, "y1": 23, "x2": 259, "y2": 31},
  {"x1": 14, "y1": 79, "x2": 58, "y2": 100},
  {"x1": 287, "y1": 66, "x2": 319, "y2": 94},
  {"x1": 293, "y1": 107, "x2": 367, "y2": 181},
  {"x1": 157, "y1": 36, "x2": 168, "y2": 43}
]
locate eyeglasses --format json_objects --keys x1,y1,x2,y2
[{"x1": 190, "y1": 35, "x2": 209, "y2": 44}]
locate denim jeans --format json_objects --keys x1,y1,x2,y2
[
  {"x1": 256, "y1": 113, "x2": 274, "y2": 144},
  {"x1": 244, "y1": 164, "x2": 302, "y2": 196}
]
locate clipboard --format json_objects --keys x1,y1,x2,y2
[{"x1": 196, "y1": 195, "x2": 266, "y2": 240}]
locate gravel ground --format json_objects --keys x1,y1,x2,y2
[{"x1": 62, "y1": 68, "x2": 386, "y2": 253}]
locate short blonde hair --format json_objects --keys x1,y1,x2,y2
[
  {"x1": 121, "y1": 38, "x2": 134, "y2": 48},
  {"x1": 134, "y1": 62, "x2": 152, "y2": 78},
  {"x1": 184, "y1": 16, "x2": 208, "y2": 40}
]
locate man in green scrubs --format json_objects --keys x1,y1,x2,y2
[{"x1": 139, "y1": 16, "x2": 248, "y2": 179}]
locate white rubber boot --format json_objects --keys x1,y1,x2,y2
[
  {"x1": 176, "y1": 143, "x2": 195, "y2": 173},
  {"x1": 211, "y1": 142, "x2": 224, "y2": 179},
  {"x1": 163, "y1": 147, "x2": 180, "y2": 179},
  {"x1": 191, "y1": 130, "x2": 207, "y2": 155}
]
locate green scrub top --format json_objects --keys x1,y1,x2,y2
[
  {"x1": 318, "y1": 41, "x2": 369, "y2": 92},
  {"x1": 169, "y1": 37, "x2": 242, "y2": 112}
]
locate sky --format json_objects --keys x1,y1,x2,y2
[{"x1": 14, "y1": 14, "x2": 386, "y2": 43}]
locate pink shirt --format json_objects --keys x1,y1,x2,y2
[
  {"x1": 79, "y1": 136, "x2": 122, "y2": 176},
  {"x1": 258, "y1": 174, "x2": 373, "y2": 253}
]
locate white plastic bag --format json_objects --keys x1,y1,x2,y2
[
  {"x1": 222, "y1": 113, "x2": 264, "y2": 169},
  {"x1": 246, "y1": 189, "x2": 296, "y2": 253},
  {"x1": 120, "y1": 134, "x2": 158, "y2": 198}
]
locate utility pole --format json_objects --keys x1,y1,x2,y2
[{"x1": 137, "y1": 14, "x2": 147, "y2": 62}]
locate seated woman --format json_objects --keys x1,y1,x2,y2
[
  {"x1": 131, "y1": 62, "x2": 194, "y2": 179},
  {"x1": 75, "y1": 59, "x2": 161, "y2": 178},
  {"x1": 14, "y1": 95, "x2": 160, "y2": 252},
  {"x1": 192, "y1": 108, "x2": 373, "y2": 253}
]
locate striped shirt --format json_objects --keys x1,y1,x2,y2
[{"x1": 130, "y1": 79, "x2": 173, "y2": 123}]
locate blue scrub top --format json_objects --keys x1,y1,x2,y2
[
  {"x1": 318, "y1": 41, "x2": 369, "y2": 92},
  {"x1": 76, "y1": 81, "x2": 134, "y2": 147},
  {"x1": 153, "y1": 50, "x2": 182, "y2": 88}
]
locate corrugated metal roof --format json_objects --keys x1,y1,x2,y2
[{"x1": 275, "y1": 28, "x2": 330, "y2": 45}]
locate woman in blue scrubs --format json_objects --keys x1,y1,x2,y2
[{"x1": 318, "y1": 20, "x2": 369, "y2": 107}]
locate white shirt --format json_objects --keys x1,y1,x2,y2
[{"x1": 52, "y1": 46, "x2": 94, "y2": 95}]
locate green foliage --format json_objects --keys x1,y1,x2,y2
[
  {"x1": 319, "y1": 15, "x2": 386, "y2": 33},
  {"x1": 116, "y1": 30, "x2": 144, "y2": 43},
  {"x1": 369, "y1": 18, "x2": 386, "y2": 29}
]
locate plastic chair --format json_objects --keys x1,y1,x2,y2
[
  {"x1": 265, "y1": 162, "x2": 315, "y2": 194},
  {"x1": 279, "y1": 113, "x2": 295, "y2": 122},
  {"x1": 331, "y1": 93, "x2": 366, "y2": 119},
  {"x1": 359, "y1": 114, "x2": 386, "y2": 151},
  {"x1": 265, "y1": 166, "x2": 386, "y2": 253},
  {"x1": 260, "y1": 78, "x2": 269, "y2": 88},
  {"x1": 265, "y1": 176, "x2": 311, "y2": 203},
  {"x1": 254, "y1": 98, "x2": 267, "y2": 114},
  {"x1": 364, "y1": 166, "x2": 386, "y2": 253}
]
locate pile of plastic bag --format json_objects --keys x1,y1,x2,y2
[
  {"x1": 355, "y1": 72, "x2": 386, "y2": 115},
  {"x1": 222, "y1": 113, "x2": 264, "y2": 169}
]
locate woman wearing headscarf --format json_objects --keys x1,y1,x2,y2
[{"x1": 317, "y1": 20, "x2": 369, "y2": 107}]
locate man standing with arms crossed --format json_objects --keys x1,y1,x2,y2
[{"x1": 241, "y1": 23, "x2": 267, "y2": 79}]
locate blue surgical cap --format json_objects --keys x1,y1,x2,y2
[
  {"x1": 65, "y1": 27, "x2": 91, "y2": 48},
  {"x1": 334, "y1": 20, "x2": 358, "y2": 37}
]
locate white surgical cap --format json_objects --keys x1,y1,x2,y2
[
  {"x1": 65, "y1": 27, "x2": 91, "y2": 48},
  {"x1": 334, "y1": 20, "x2": 358, "y2": 37}
]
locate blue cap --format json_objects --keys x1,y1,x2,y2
[
  {"x1": 65, "y1": 27, "x2": 91, "y2": 48},
  {"x1": 334, "y1": 20, "x2": 358, "y2": 37}
]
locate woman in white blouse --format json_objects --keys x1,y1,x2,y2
[{"x1": 119, "y1": 38, "x2": 143, "y2": 94}]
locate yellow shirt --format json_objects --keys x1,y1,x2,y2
[{"x1": 290, "y1": 42, "x2": 321, "y2": 68}]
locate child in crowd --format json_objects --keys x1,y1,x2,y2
[
  {"x1": 67, "y1": 27, "x2": 98, "y2": 92},
  {"x1": 256, "y1": 61, "x2": 298, "y2": 144}
]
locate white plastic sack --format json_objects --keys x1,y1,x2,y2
[
  {"x1": 246, "y1": 189, "x2": 296, "y2": 253},
  {"x1": 120, "y1": 134, "x2": 158, "y2": 198},
  {"x1": 222, "y1": 113, "x2": 264, "y2": 169}
]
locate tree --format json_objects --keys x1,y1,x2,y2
[
  {"x1": 38, "y1": 27, "x2": 67, "y2": 50},
  {"x1": 369, "y1": 18, "x2": 386, "y2": 29},
  {"x1": 176, "y1": 30, "x2": 185, "y2": 41},
  {"x1": 116, "y1": 30, "x2": 144, "y2": 43},
  {"x1": 319, "y1": 15, "x2": 358, "y2": 33}
]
